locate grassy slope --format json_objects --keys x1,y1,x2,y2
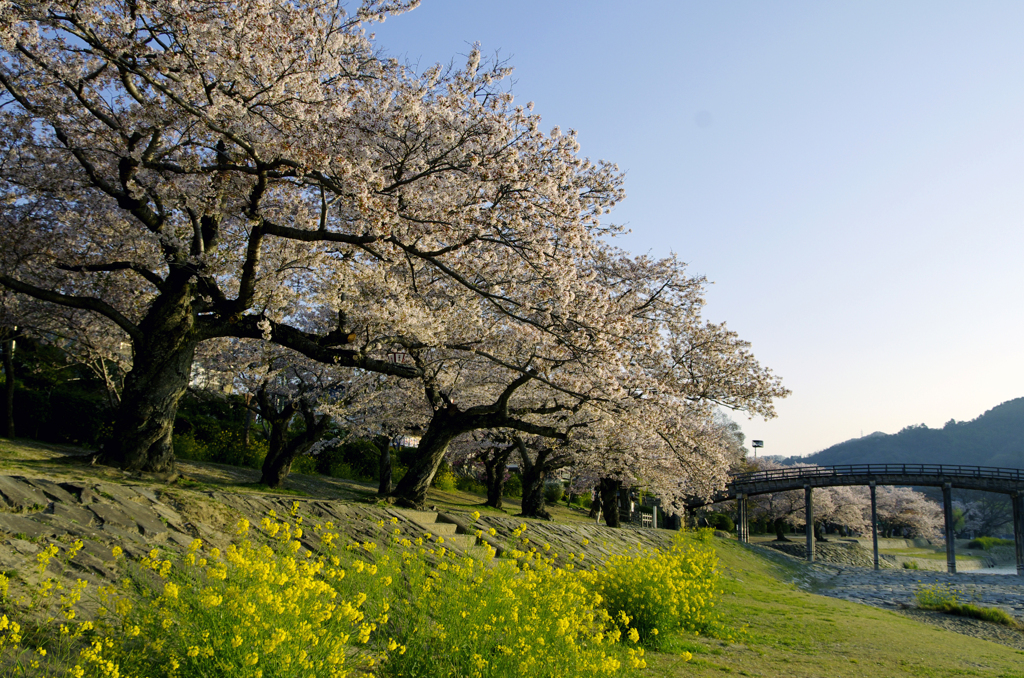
[
  {"x1": 5, "y1": 437, "x2": 1024, "y2": 676},
  {"x1": 651, "y1": 537, "x2": 1024, "y2": 678}
]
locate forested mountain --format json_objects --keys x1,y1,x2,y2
[{"x1": 790, "y1": 397, "x2": 1024, "y2": 469}]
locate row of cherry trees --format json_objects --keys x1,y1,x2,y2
[{"x1": 0, "y1": 0, "x2": 788, "y2": 511}]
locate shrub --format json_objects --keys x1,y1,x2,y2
[
  {"x1": 584, "y1": 530, "x2": 723, "y2": 650},
  {"x1": 315, "y1": 439, "x2": 381, "y2": 480},
  {"x1": 705, "y1": 512, "x2": 734, "y2": 533},
  {"x1": 431, "y1": 465, "x2": 457, "y2": 491},
  {"x1": 902, "y1": 561, "x2": 920, "y2": 569},
  {"x1": 967, "y1": 536, "x2": 1014, "y2": 551},
  {"x1": 174, "y1": 431, "x2": 268, "y2": 469},
  {"x1": 914, "y1": 582, "x2": 959, "y2": 608},
  {"x1": 454, "y1": 476, "x2": 487, "y2": 494},
  {"x1": 1, "y1": 509, "x2": 650, "y2": 678},
  {"x1": 290, "y1": 454, "x2": 318, "y2": 475},
  {"x1": 915, "y1": 583, "x2": 1019, "y2": 627},
  {"x1": 570, "y1": 494, "x2": 593, "y2": 509},
  {"x1": 544, "y1": 480, "x2": 565, "y2": 505},
  {"x1": 503, "y1": 472, "x2": 523, "y2": 498}
]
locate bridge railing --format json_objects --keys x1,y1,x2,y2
[{"x1": 729, "y1": 463, "x2": 1024, "y2": 486}]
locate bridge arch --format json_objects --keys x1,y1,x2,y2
[{"x1": 707, "y1": 464, "x2": 1024, "y2": 575}]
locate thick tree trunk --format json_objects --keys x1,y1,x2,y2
[
  {"x1": 1, "y1": 331, "x2": 14, "y2": 438},
  {"x1": 518, "y1": 445, "x2": 552, "y2": 520},
  {"x1": 259, "y1": 402, "x2": 330, "y2": 488},
  {"x1": 599, "y1": 478, "x2": 622, "y2": 528},
  {"x1": 519, "y1": 468, "x2": 551, "y2": 520},
  {"x1": 390, "y1": 417, "x2": 459, "y2": 508},
  {"x1": 102, "y1": 286, "x2": 199, "y2": 473},
  {"x1": 774, "y1": 518, "x2": 791, "y2": 541},
  {"x1": 814, "y1": 522, "x2": 828, "y2": 542},
  {"x1": 482, "y1": 446, "x2": 511, "y2": 510}
]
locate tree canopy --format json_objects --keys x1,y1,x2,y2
[{"x1": 1, "y1": 0, "x2": 788, "y2": 509}]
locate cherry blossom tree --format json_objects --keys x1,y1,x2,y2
[
  {"x1": 875, "y1": 486, "x2": 943, "y2": 538},
  {"x1": 0, "y1": 0, "x2": 625, "y2": 471}
]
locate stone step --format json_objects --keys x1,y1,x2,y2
[
  {"x1": 440, "y1": 533, "x2": 476, "y2": 550},
  {"x1": 393, "y1": 509, "x2": 442, "y2": 525},
  {"x1": 393, "y1": 509, "x2": 461, "y2": 536},
  {"x1": 393, "y1": 509, "x2": 486, "y2": 549}
]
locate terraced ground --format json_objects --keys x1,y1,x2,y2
[{"x1": 4, "y1": 437, "x2": 1024, "y2": 677}]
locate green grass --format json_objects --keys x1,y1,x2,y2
[
  {"x1": 932, "y1": 603, "x2": 1021, "y2": 628},
  {"x1": 969, "y1": 537, "x2": 1016, "y2": 551},
  {"x1": 648, "y1": 537, "x2": 1024, "y2": 677}
]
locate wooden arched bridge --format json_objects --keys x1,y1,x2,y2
[{"x1": 701, "y1": 464, "x2": 1024, "y2": 575}]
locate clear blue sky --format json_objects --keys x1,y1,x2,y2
[{"x1": 372, "y1": 1, "x2": 1024, "y2": 459}]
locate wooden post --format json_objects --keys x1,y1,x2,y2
[
  {"x1": 1013, "y1": 492, "x2": 1024, "y2": 577},
  {"x1": 870, "y1": 481, "x2": 879, "y2": 571},
  {"x1": 805, "y1": 485, "x2": 814, "y2": 562},
  {"x1": 942, "y1": 482, "x2": 956, "y2": 574}
]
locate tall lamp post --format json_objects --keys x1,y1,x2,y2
[{"x1": 752, "y1": 440, "x2": 764, "y2": 458}]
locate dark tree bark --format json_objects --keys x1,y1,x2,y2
[
  {"x1": 516, "y1": 438, "x2": 571, "y2": 520},
  {"x1": 589, "y1": 492, "x2": 602, "y2": 520},
  {"x1": 1, "y1": 327, "x2": 14, "y2": 438},
  {"x1": 258, "y1": 394, "x2": 332, "y2": 488},
  {"x1": 518, "y1": 444, "x2": 551, "y2": 520},
  {"x1": 814, "y1": 522, "x2": 828, "y2": 542},
  {"x1": 389, "y1": 413, "x2": 462, "y2": 508},
  {"x1": 101, "y1": 285, "x2": 200, "y2": 473},
  {"x1": 774, "y1": 518, "x2": 791, "y2": 541},
  {"x1": 389, "y1": 365, "x2": 568, "y2": 509},
  {"x1": 481, "y1": 444, "x2": 512, "y2": 510},
  {"x1": 599, "y1": 477, "x2": 622, "y2": 528}
]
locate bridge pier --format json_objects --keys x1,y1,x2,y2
[
  {"x1": 942, "y1": 482, "x2": 956, "y2": 574},
  {"x1": 805, "y1": 485, "x2": 814, "y2": 563},
  {"x1": 869, "y1": 481, "x2": 879, "y2": 571},
  {"x1": 1013, "y1": 492, "x2": 1024, "y2": 576},
  {"x1": 737, "y1": 493, "x2": 748, "y2": 543}
]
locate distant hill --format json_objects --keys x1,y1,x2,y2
[{"x1": 788, "y1": 397, "x2": 1024, "y2": 469}]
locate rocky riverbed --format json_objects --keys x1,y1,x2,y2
[{"x1": 748, "y1": 542, "x2": 1024, "y2": 650}]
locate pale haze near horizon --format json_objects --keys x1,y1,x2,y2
[{"x1": 371, "y1": 1, "x2": 1024, "y2": 460}]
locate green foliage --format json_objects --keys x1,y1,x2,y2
[
  {"x1": 503, "y1": 472, "x2": 523, "y2": 498},
  {"x1": 290, "y1": 454, "x2": 318, "y2": 475},
  {"x1": 915, "y1": 583, "x2": 1019, "y2": 627},
  {"x1": 585, "y1": 530, "x2": 724, "y2": 650},
  {"x1": 173, "y1": 431, "x2": 268, "y2": 469},
  {"x1": 570, "y1": 494, "x2": 593, "y2": 509},
  {"x1": 705, "y1": 512, "x2": 735, "y2": 533},
  {"x1": 454, "y1": 476, "x2": 487, "y2": 494},
  {"x1": 544, "y1": 480, "x2": 565, "y2": 505},
  {"x1": 7, "y1": 337, "x2": 114, "y2": 445},
  {"x1": 431, "y1": 464, "x2": 457, "y2": 491},
  {"x1": 902, "y1": 561, "x2": 920, "y2": 569},
  {"x1": 914, "y1": 582, "x2": 959, "y2": 608},
  {"x1": 315, "y1": 439, "x2": 381, "y2": 480},
  {"x1": 966, "y1": 536, "x2": 1014, "y2": 550},
  {"x1": 943, "y1": 603, "x2": 1019, "y2": 627}
]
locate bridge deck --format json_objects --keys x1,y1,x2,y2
[{"x1": 706, "y1": 464, "x2": 1024, "y2": 576}]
